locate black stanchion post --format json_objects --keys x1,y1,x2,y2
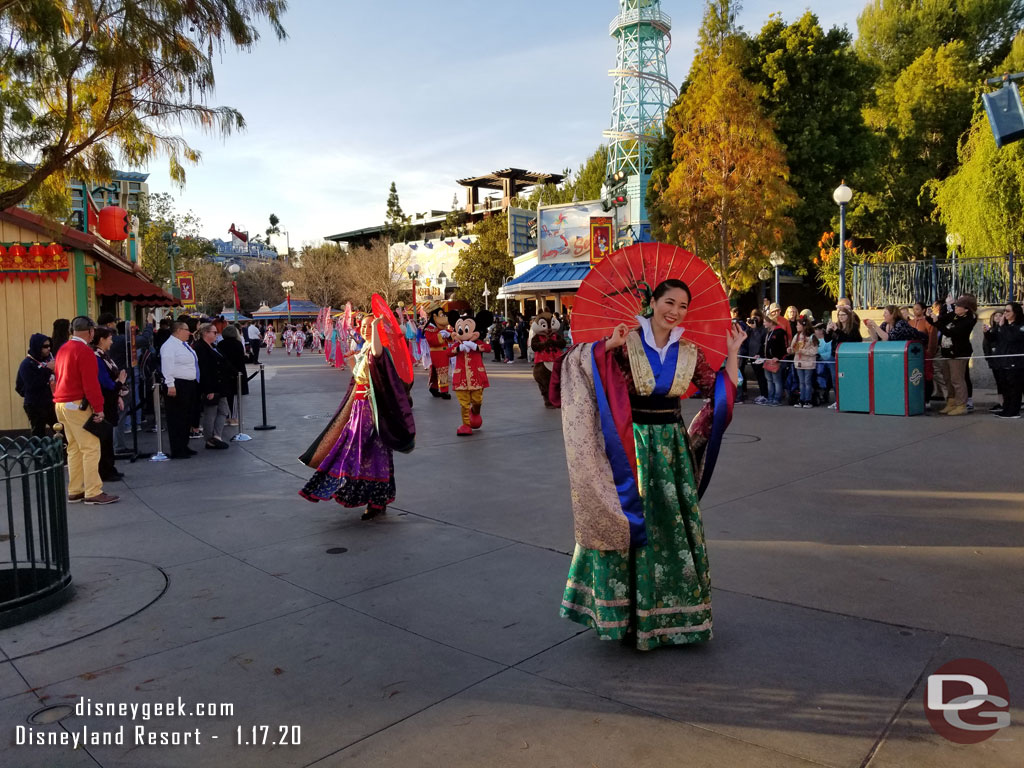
[{"x1": 253, "y1": 363, "x2": 276, "y2": 431}]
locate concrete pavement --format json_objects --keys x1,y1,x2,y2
[{"x1": 1, "y1": 353, "x2": 1021, "y2": 767}]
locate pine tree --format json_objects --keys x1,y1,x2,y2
[{"x1": 385, "y1": 182, "x2": 409, "y2": 243}]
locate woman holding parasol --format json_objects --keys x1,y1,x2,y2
[
  {"x1": 556, "y1": 243, "x2": 744, "y2": 650},
  {"x1": 298, "y1": 302, "x2": 415, "y2": 521}
]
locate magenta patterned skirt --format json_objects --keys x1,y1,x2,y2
[{"x1": 299, "y1": 399, "x2": 395, "y2": 508}]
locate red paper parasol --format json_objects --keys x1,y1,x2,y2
[
  {"x1": 371, "y1": 294, "x2": 414, "y2": 384},
  {"x1": 571, "y1": 242, "x2": 731, "y2": 387}
]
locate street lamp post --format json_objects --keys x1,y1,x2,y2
[
  {"x1": 758, "y1": 267, "x2": 771, "y2": 303},
  {"x1": 406, "y1": 262, "x2": 421, "y2": 305},
  {"x1": 482, "y1": 282, "x2": 491, "y2": 310},
  {"x1": 281, "y1": 280, "x2": 294, "y2": 325},
  {"x1": 769, "y1": 251, "x2": 786, "y2": 305},
  {"x1": 945, "y1": 233, "x2": 962, "y2": 298},
  {"x1": 833, "y1": 182, "x2": 853, "y2": 301},
  {"x1": 163, "y1": 230, "x2": 180, "y2": 295},
  {"x1": 227, "y1": 263, "x2": 240, "y2": 319}
]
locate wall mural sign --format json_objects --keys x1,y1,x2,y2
[{"x1": 538, "y1": 201, "x2": 607, "y2": 263}]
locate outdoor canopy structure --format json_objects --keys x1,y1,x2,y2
[{"x1": 251, "y1": 298, "x2": 321, "y2": 320}]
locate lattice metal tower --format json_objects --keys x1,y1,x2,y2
[{"x1": 604, "y1": 0, "x2": 676, "y2": 240}]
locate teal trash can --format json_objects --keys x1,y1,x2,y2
[
  {"x1": 871, "y1": 340, "x2": 925, "y2": 416},
  {"x1": 836, "y1": 342, "x2": 873, "y2": 413}
]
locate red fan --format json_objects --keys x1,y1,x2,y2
[
  {"x1": 371, "y1": 294, "x2": 414, "y2": 384},
  {"x1": 571, "y1": 242, "x2": 732, "y2": 385}
]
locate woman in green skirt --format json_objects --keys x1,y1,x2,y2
[{"x1": 556, "y1": 279, "x2": 744, "y2": 650}]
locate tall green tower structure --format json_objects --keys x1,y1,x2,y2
[{"x1": 604, "y1": 0, "x2": 676, "y2": 242}]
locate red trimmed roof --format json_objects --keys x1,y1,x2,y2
[
  {"x1": 2, "y1": 206, "x2": 177, "y2": 305},
  {"x1": 1, "y1": 206, "x2": 133, "y2": 272}
]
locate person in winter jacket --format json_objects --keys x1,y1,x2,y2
[
  {"x1": 787, "y1": 316, "x2": 819, "y2": 408},
  {"x1": 744, "y1": 310, "x2": 768, "y2": 403},
  {"x1": 761, "y1": 314, "x2": 789, "y2": 406},
  {"x1": 15, "y1": 333, "x2": 56, "y2": 437},
  {"x1": 992, "y1": 302, "x2": 1024, "y2": 418},
  {"x1": 927, "y1": 294, "x2": 977, "y2": 416},
  {"x1": 983, "y1": 311, "x2": 1007, "y2": 411}
]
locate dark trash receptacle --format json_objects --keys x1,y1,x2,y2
[{"x1": 1, "y1": 436, "x2": 73, "y2": 628}]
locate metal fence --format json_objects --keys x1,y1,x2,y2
[
  {"x1": 851, "y1": 255, "x2": 1024, "y2": 308},
  {"x1": 1, "y1": 436, "x2": 73, "y2": 628}
]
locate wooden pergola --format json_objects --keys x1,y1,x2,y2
[{"x1": 456, "y1": 168, "x2": 564, "y2": 213}]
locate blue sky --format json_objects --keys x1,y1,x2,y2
[{"x1": 147, "y1": 2, "x2": 864, "y2": 249}]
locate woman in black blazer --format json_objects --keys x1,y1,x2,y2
[
  {"x1": 218, "y1": 325, "x2": 248, "y2": 423},
  {"x1": 194, "y1": 323, "x2": 230, "y2": 449}
]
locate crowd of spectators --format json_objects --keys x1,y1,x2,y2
[
  {"x1": 735, "y1": 294, "x2": 998, "y2": 416},
  {"x1": 13, "y1": 312, "x2": 261, "y2": 505}
]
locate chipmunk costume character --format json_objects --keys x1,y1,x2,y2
[
  {"x1": 449, "y1": 310, "x2": 493, "y2": 436},
  {"x1": 424, "y1": 303, "x2": 452, "y2": 399},
  {"x1": 530, "y1": 311, "x2": 567, "y2": 407}
]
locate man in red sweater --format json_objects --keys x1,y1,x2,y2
[{"x1": 53, "y1": 316, "x2": 118, "y2": 505}]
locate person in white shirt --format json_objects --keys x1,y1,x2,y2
[
  {"x1": 160, "y1": 322, "x2": 200, "y2": 459},
  {"x1": 246, "y1": 321, "x2": 263, "y2": 363}
]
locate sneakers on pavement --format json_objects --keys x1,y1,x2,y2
[
  {"x1": 84, "y1": 493, "x2": 119, "y2": 505},
  {"x1": 994, "y1": 412, "x2": 1022, "y2": 419}
]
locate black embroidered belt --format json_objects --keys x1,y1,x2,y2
[{"x1": 630, "y1": 394, "x2": 682, "y2": 424}]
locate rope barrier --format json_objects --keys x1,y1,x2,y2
[{"x1": 736, "y1": 351, "x2": 1024, "y2": 363}]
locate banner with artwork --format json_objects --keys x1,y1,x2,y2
[
  {"x1": 176, "y1": 271, "x2": 196, "y2": 309},
  {"x1": 589, "y1": 217, "x2": 612, "y2": 267},
  {"x1": 538, "y1": 201, "x2": 607, "y2": 263}
]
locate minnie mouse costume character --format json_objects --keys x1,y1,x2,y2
[{"x1": 449, "y1": 310, "x2": 493, "y2": 436}]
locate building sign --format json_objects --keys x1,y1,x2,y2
[
  {"x1": 176, "y1": 271, "x2": 196, "y2": 309},
  {"x1": 538, "y1": 201, "x2": 607, "y2": 263},
  {"x1": 590, "y1": 217, "x2": 612, "y2": 266}
]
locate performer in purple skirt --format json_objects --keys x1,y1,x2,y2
[{"x1": 299, "y1": 315, "x2": 415, "y2": 520}]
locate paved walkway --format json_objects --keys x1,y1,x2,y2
[{"x1": 1, "y1": 354, "x2": 1021, "y2": 767}]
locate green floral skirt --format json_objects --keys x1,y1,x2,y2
[{"x1": 560, "y1": 422, "x2": 712, "y2": 650}]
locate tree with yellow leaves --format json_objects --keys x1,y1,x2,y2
[{"x1": 651, "y1": 0, "x2": 797, "y2": 296}]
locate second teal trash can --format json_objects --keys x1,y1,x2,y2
[{"x1": 872, "y1": 340, "x2": 925, "y2": 416}]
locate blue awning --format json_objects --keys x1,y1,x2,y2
[
  {"x1": 251, "y1": 298, "x2": 321, "y2": 319},
  {"x1": 499, "y1": 262, "x2": 591, "y2": 295}
]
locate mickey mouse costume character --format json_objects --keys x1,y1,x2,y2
[
  {"x1": 424, "y1": 302, "x2": 452, "y2": 399},
  {"x1": 530, "y1": 311, "x2": 567, "y2": 407},
  {"x1": 449, "y1": 309, "x2": 493, "y2": 436}
]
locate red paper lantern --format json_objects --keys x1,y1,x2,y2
[
  {"x1": 8, "y1": 243, "x2": 27, "y2": 262},
  {"x1": 98, "y1": 205, "x2": 130, "y2": 241},
  {"x1": 28, "y1": 242, "x2": 46, "y2": 263},
  {"x1": 0, "y1": 244, "x2": 6, "y2": 258},
  {"x1": 47, "y1": 242, "x2": 63, "y2": 258}
]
